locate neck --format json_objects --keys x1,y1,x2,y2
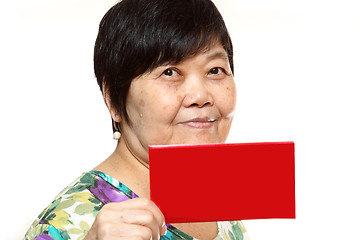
[
  {"x1": 94, "y1": 137, "x2": 151, "y2": 198},
  {"x1": 121, "y1": 135, "x2": 150, "y2": 169}
]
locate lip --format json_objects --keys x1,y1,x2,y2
[{"x1": 179, "y1": 117, "x2": 216, "y2": 129}]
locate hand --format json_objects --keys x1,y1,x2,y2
[{"x1": 84, "y1": 198, "x2": 167, "y2": 240}]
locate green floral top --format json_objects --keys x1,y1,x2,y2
[{"x1": 24, "y1": 171, "x2": 249, "y2": 240}]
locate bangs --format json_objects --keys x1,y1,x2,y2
[
  {"x1": 126, "y1": 0, "x2": 234, "y2": 77},
  {"x1": 149, "y1": 27, "x2": 232, "y2": 72}
]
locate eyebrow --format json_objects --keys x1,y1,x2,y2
[{"x1": 206, "y1": 51, "x2": 229, "y2": 61}]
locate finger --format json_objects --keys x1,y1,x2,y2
[
  {"x1": 105, "y1": 198, "x2": 166, "y2": 233},
  {"x1": 98, "y1": 222, "x2": 154, "y2": 240},
  {"x1": 118, "y1": 209, "x2": 161, "y2": 239},
  {"x1": 87, "y1": 217, "x2": 153, "y2": 240}
]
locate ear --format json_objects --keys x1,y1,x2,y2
[{"x1": 102, "y1": 82, "x2": 121, "y2": 123}]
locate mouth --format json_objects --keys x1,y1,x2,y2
[{"x1": 179, "y1": 117, "x2": 216, "y2": 129}]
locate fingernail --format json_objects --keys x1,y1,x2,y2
[{"x1": 161, "y1": 222, "x2": 167, "y2": 235}]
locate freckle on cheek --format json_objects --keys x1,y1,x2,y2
[
  {"x1": 139, "y1": 99, "x2": 145, "y2": 107},
  {"x1": 177, "y1": 95, "x2": 182, "y2": 102}
]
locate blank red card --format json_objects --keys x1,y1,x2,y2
[{"x1": 149, "y1": 142, "x2": 295, "y2": 223}]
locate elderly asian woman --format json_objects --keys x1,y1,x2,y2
[{"x1": 24, "y1": 0, "x2": 249, "y2": 239}]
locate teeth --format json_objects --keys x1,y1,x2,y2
[{"x1": 208, "y1": 118, "x2": 215, "y2": 122}]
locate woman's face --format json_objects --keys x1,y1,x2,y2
[{"x1": 120, "y1": 43, "x2": 236, "y2": 162}]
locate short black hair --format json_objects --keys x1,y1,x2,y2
[{"x1": 94, "y1": 0, "x2": 233, "y2": 123}]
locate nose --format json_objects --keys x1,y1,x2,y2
[{"x1": 183, "y1": 77, "x2": 214, "y2": 108}]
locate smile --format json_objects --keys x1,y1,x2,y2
[{"x1": 179, "y1": 118, "x2": 216, "y2": 129}]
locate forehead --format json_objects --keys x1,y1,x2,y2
[
  {"x1": 204, "y1": 45, "x2": 229, "y2": 61},
  {"x1": 171, "y1": 43, "x2": 229, "y2": 65}
]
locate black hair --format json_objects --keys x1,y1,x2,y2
[{"x1": 94, "y1": 0, "x2": 233, "y2": 123}]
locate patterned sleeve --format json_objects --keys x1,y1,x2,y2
[
  {"x1": 215, "y1": 221, "x2": 250, "y2": 240},
  {"x1": 25, "y1": 223, "x2": 63, "y2": 240},
  {"x1": 24, "y1": 173, "x2": 102, "y2": 240},
  {"x1": 24, "y1": 172, "x2": 249, "y2": 240}
]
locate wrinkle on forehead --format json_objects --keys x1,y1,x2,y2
[{"x1": 205, "y1": 51, "x2": 229, "y2": 61}]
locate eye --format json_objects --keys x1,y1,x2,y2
[
  {"x1": 209, "y1": 67, "x2": 224, "y2": 75},
  {"x1": 163, "y1": 69, "x2": 178, "y2": 77}
]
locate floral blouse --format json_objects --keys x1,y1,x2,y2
[{"x1": 24, "y1": 171, "x2": 249, "y2": 240}]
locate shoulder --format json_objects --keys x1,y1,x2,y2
[{"x1": 25, "y1": 171, "x2": 136, "y2": 240}]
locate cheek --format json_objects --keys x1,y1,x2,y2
[
  {"x1": 229, "y1": 86, "x2": 237, "y2": 110},
  {"x1": 217, "y1": 84, "x2": 236, "y2": 142},
  {"x1": 177, "y1": 95, "x2": 182, "y2": 102},
  {"x1": 139, "y1": 99, "x2": 145, "y2": 107},
  {"x1": 138, "y1": 90, "x2": 181, "y2": 125},
  {"x1": 226, "y1": 85, "x2": 236, "y2": 100},
  {"x1": 156, "y1": 95, "x2": 181, "y2": 121},
  {"x1": 218, "y1": 82, "x2": 236, "y2": 115}
]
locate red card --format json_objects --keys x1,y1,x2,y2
[{"x1": 149, "y1": 142, "x2": 295, "y2": 223}]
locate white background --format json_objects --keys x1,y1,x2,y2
[{"x1": 1, "y1": 0, "x2": 359, "y2": 239}]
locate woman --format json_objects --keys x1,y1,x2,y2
[{"x1": 25, "y1": 0, "x2": 248, "y2": 239}]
